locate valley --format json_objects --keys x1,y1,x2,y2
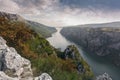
[
  {"x1": 0, "y1": 11, "x2": 93, "y2": 80},
  {"x1": 48, "y1": 28, "x2": 120, "y2": 80},
  {"x1": 1, "y1": 0, "x2": 120, "y2": 80}
]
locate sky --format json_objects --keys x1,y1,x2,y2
[{"x1": 0, "y1": 0, "x2": 120, "y2": 27}]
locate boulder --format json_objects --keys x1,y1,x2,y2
[
  {"x1": 0, "y1": 36, "x2": 52, "y2": 80},
  {"x1": 96, "y1": 72, "x2": 112, "y2": 80},
  {"x1": 0, "y1": 71, "x2": 18, "y2": 80},
  {"x1": 0, "y1": 37, "x2": 33, "y2": 79},
  {"x1": 34, "y1": 73, "x2": 52, "y2": 80}
]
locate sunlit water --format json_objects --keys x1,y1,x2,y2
[{"x1": 47, "y1": 28, "x2": 120, "y2": 80}]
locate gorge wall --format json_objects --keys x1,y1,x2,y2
[{"x1": 61, "y1": 27, "x2": 120, "y2": 66}]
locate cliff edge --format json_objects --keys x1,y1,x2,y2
[{"x1": 0, "y1": 36, "x2": 52, "y2": 80}]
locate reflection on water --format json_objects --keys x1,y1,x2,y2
[
  {"x1": 47, "y1": 28, "x2": 120, "y2": 80},
  {"x1": 47, "y1": 28, "x2": 73, "y2": 51}
]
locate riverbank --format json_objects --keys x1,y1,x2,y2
[{"x1": 47, "y1": 28, "x2": 120, "y2": 80}]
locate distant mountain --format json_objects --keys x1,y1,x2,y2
[
  {"x1": 61, "y1": 22, "x2": 120, "y2": 67},
  {"x1": 67, "y1": 21, "x2": 120, "y2": 28},
  {"x1": 0, "y1": 11, "x2": 56, "y2": 38},
  {"x1": 27, "y1": 20, "x2": 57, "y2": 38}
]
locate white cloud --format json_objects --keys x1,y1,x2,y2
[
  {"x1": 0, "y1": 0, "x2": 20, "y2": 13},
  {"x1": 0, "y1": 0, "x2": 120, "y2": 27}
]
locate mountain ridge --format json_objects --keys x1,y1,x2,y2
[
  {"x1": 64, "y1": 21, "x2": 120, "y2": 28},
  {"x1": 0, "y1": 11, "x2": 57, "y2": 38},
  {"x1": 0, "y1": 11, "x2": 25, "y2": 22}
]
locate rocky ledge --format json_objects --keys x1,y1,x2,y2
[
  {"x1": 0, "y1": 36, "x2": 52, "y2": 80},
  {"x1": 96, "y1": 73, "x2": 112, "y2": 80}
]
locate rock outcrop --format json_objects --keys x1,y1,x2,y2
[
  {"x1": 0, "y1": 36, "x2": 52, "y2": 80},
  {"x1": 0, "y1": 36, "x2": 33, "y2": 80},
  {"x1": 34, "y1": 73, "x2": 52, "y2": 80},
  {"x1": 63, "y1": 45, "x2": 90, "y2": 74},
  {"x1": 0, "y1": 72, "x2": 18, "y2": 80},
  {"x1": 96, "y1": 73, "x2": 112, "y2": 80},
  {"x1": 0, "y1": 12, "x2": 24, "y2": 22},
  {"x1": 64, "y1": 46, "x2": 85, "y2": 73}
]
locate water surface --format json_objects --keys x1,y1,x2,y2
[{"x1": 47, "y1": 28, "x2": 120, "y2": 80}]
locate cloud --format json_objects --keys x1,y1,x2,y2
[
  {"x1": 60, "y1": 0, "x2": 120, "y2": 10},
  {"x1": 0, "y1": 0, "x2": 120, "y2": 27},
  {"x1": 0, "y1": 0, "x2": 20, "y2": 13}
]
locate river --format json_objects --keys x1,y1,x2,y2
[{"x1": 47, "y1": 28, "x2": 120, "y2": 80}]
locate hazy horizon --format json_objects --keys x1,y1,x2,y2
[{"x1": 0, "y1": 0, "x2": 120, "y2": 26}]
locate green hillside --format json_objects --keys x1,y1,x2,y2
[
  {"x1": 27, "y1": 20, "x2": 57, "y2": 38},
  {"x1": 0, "y1": 11, "x2": 94, "y2": 80}
]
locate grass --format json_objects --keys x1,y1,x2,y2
[{"x1": 0, "y1": 15, "x2": 94, "y2": 80}]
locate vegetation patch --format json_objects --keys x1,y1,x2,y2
[{"x1": 0, "y1": 15, "x2": 94, "y2": 80}]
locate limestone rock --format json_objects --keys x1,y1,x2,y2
[
  {"x1": 34, "y1": 73, "x2": 52, "y2": 80},
  {"x1": 96, "y1": 72, "x2": 112, "y2": 80},
  {"x1": 0, "y1": 71, "x2": 18, "y2": 80},
  {"x1": 0, "y1": 37, "x2": 33, "y2": 79},
  {"x1": 0, "y1": 36, "x2": 52, "y2": 80}
]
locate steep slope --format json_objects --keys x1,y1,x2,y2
[
  {"x1": 0, "y1": 11, "x2": 94, "y2": 80},
  {"x1": 27, "y1": 20, "x2": 57, "y2": 38},
  {"x1": 0, "y1": 36, "x2": 52, "y2": 80},
  {"x1": 61, "y1": 23, "x2": 120, "y2": 67},
  {"x1": 0, "y1": 11, "x2": 56, "y2": 38}
]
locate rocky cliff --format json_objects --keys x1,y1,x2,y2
[
  {"x1": 61, "y1": 27, "x2": 120, "y2": 66},
  {"x1": 96, "y1": 73, "x2": 112, "y2": 80},
  {"x1": 0, "y1": 36, "x2": 52, "y2": 80}
]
